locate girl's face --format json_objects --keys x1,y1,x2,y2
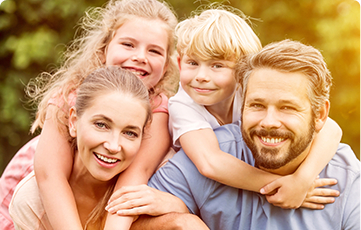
[
  {"x1": 69, "y1": 92, "x2": 148, "y2": 182},
  {"x1": 105, "y1": 17, "x2": 169, "y2": 89}
]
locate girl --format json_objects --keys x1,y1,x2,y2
[
  {"x1": 105, "y1": 6, "x2": 341, "y2": 218},
  {"x1": 0, "y1": 0, "x2": 179, "y2": 229},
  {"x1": 9, "y1": 66, "x2": 152, "y2": 229}
]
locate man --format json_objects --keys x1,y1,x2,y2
[{"x1": 133, "y1": 39, "x2": 360, "y2": 230}]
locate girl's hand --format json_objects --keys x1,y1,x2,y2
[
  {"x1": 106, "y1": 185, "x2": 188, "y2": 216},
  {"x1": 260, "y1": 174, "x2": 339, "y2": 209}
]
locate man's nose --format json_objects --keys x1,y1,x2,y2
[{"x1": 259, "y1": 108, "x2": 282, "y2": 129}]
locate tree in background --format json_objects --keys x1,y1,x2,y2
[{"x1": 0, "y1": 0, "x2": 359, "y2": 174}]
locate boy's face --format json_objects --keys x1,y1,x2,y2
[{"x1": 178, "y1": 54, "x2": 237, "y2": 108}]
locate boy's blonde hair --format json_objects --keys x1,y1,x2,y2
[
  {"x1": 28, "y1": 0, "x2": 178, "y2": 133},
  {"x1": 176, "y1": 5, "x2": 262, "y2": 63}
]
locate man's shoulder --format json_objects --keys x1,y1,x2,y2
[
  {"x1": 327, "y1": 143, "x2": 360, "y2": 174},
  {"x1": 213, "y1": 123, "x2": 255, "y2": 165},
  {"x1": 213, "y1": 122, "x2": 242, "y2": 143}
]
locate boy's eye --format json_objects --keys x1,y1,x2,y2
[
  {"x1": 187, "y1": 60, "x2": 198, "y2": 66},
  {"x1": 212, "y1": 64, "x2": 223, "y2": 68}
]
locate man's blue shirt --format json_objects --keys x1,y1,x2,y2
[{"x1": 149, "y1": 123, "x2": 360, "y2": 230}]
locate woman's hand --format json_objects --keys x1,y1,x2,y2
[
  {"x1": 106, "y1": 184, "x2": 189, "y2": 216},
  {"x1": 260, "y1": 174, "x2": 339, "y2": 209}
]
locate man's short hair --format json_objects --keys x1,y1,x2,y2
[{"x1": 237, "y1": 39, "x2": 332, "y2": 117}]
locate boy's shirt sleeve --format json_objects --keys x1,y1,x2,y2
[{"x1": 168, "y1": 85, "x2": 219, "y2": 147}]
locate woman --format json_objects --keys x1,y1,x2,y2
[{"x1": 9, "y1": 66, "x2": 152, "y2": 229}]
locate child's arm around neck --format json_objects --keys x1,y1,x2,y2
[{"x1": 34, "y1": 104, "x2": 83, "y2": 229}]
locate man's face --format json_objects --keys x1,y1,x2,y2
[{"x1": 241, "y1": 68, "x2": 316, "y2": 170}]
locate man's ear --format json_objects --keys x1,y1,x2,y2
[
  {"x1": 69, "y1": 107, "x2": 78, "y2": 137},
  {"x1": 315, "y1": 100, "x2": 330, "y2": 132}
]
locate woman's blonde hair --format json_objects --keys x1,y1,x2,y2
[
  {"x1": 27, "y1": 0, "x2": 178, "y2": 133},
  {"x1": 176, "y1": 4, "x2": 262, "y2": 65},
  {"x1": 70, "y1": 66, "x2": 152, "y2": 228}
]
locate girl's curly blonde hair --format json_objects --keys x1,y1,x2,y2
[{"x1": 27, "y1": 0, "x2": 178, "y2": 134}]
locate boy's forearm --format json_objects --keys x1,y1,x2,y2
[{"x1": 295, "y1": 117, "x2": 342, "y2": 181}]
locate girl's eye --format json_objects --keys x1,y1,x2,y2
[
  {"x1": 122, "y1": 42, "x2": 133, "y2": 48},
  {"x1": 150, "y1": 49, "x2": 162, "y2": 55}
]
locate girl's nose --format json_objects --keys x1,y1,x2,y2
[{"x1": 131, "y1": 50, "x2": 148, "y2": 64}]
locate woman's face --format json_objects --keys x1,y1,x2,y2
[
  {"x1": 105, "y1": 18, "x2": 169, "y2": 89},
  {"x1": 69, "y1": 92, "x2": 148, "y2": 182}
]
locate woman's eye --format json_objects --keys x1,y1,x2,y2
[
  {"x1": 95, "y1": 122, "x2": 107, "y2": 129},
  {"x1": 124, "y1": 131, "x2": 138, "y2": 138}
]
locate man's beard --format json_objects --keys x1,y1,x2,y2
[{"x1": 241, "y1": 120, "x2": 315, "y2": 170}]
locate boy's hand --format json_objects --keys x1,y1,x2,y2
[{"x1": 260, "y1": 174, "x2": 339, "y2": 209}]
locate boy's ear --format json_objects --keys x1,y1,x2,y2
[
  {"x1": 177, "y1": 56, "x2": 181, "y2": 71},
  {"x1": 69, "y1": 107, "x2": 78, "y2": 137},
  {"x1": 315, "y1": 100, "x2": 330, "y2": 132}
]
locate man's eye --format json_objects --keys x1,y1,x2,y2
[
  {"x1": 251, "y1": 104, "x2": 264, "y2": 109},
  {"x1": 282, "y1": 106, "x2": 295, "y2": 111}
]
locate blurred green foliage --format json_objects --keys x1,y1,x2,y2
[{"x1": 0, "y1": 0, "x2": 359, "y2": 175}]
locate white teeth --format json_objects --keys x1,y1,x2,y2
[
  {"x1": 95, "y1": 153, "x2": 117, "y2": 164},
  {"x1": 261, "y1": 137, "x2": 285, "y2": 144},
  {"x1": 129, "y1": 70, "x2": 147, "y2": 76}
]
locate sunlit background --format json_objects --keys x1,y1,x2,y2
[{"x1": 0, "y1": 0, "x2": 359, "y2": 175}]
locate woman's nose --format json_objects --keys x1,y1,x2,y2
[{"x1": 104, "y1": 137, "x2": 121, "y2": 154}]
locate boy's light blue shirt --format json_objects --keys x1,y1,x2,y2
[{"x1": 149, "y1": 123, "x2": 360, "y2": 230}]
